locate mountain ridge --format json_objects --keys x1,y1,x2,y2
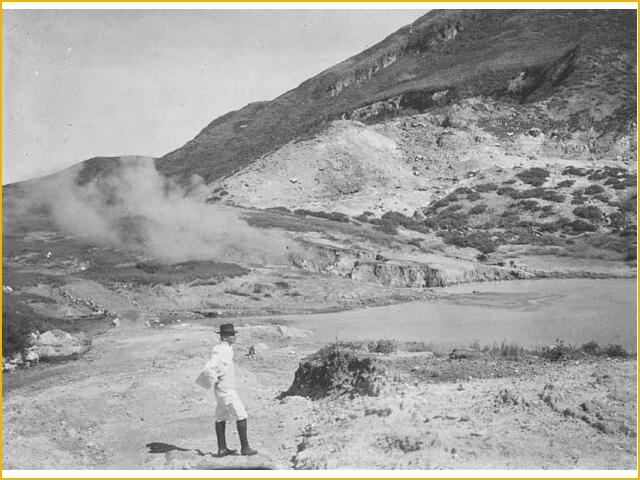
[{"x1": 152, "y1": 9, "x2": 635, "y2": 184}]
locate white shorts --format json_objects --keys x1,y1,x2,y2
[{"x1": 214, "y1": 394, "x2": 248, "y2": 422}]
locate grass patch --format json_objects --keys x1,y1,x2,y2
[
  {"x1": 86, "y1": 260, "x2": 249, "y2": 286},
  {"x1": 294, "y1": 209, "x2": 350, "y2": 223}
]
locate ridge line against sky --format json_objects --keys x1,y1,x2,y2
[{"x1": 2, "y1": 8, "x2": 426, "y2": 185}]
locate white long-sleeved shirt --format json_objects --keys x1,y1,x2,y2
[{"x1": 208, "y1": 342, "x2": 239, "y2": 401}]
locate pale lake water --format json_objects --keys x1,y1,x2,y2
[{"x1": 286, "y1": 278, "x2": 638, "y2": 352}]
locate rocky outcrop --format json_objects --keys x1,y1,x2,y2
[
  {"x1": 302, "y1": 244, "x2": 529, "y2": 288},
  {"x1": 405, "y1": 19, "x2": 461, "y2": 53},
  {"x1": 283, "y1": 350, "x2": 386, "y2": 399},
  {"x1": 350, "y1": 261, "x2": 448, "y2": 287},
  {"x1": 35, "y1": 329, "x2": 91, "y2": 362},
  {"x1": 506, "y1": 46, "x2": 579, "y2": 102},
  {"x1": 326, "y1": 52, "x2": 399, "y2": 98},
  {"x1": 350, "y1": 88, "x2": 456, "y2": 122}
]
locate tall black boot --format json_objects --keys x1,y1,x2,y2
[
  {"x1": 236, "y1": 419, "x2": 257, "y2": 456},
  {"x1": 215, "y1": 421, "x2": 237, "y2": 456}
]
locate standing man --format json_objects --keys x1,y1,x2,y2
[{"x1": 196, "y1": 323, "x2": 258, "y2": 456}]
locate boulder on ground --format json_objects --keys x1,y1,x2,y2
[
  {"x1": 284, "y1": 349, "x2": 386, "y2": 399},
  {"x1": 236, "y1": 325, "x2": 312, "y2": 343},
  {"x1": 35, "y1": 329, "x2": 91, "y2": 361},
  {"x1": 23, "y1": 346, "x2": 40, "y2": 364},
  {"x1": 10, "y1": 352, "x2": 24, "y2": 365}
]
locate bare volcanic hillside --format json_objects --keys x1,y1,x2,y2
[{"x1": 156, "y1": 10, "x2": 636, "y2": 184}]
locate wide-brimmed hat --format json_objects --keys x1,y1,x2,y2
[{"x1": 217, "y1": 323, "x2": 236, "y2": 336}]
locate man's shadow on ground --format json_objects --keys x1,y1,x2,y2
[
  {"x1": 145, "y1": 442, "x2": 273, "y2": 469},
  {"x1": 145, "y1": 442, "x2": 211, "y2": 457}
]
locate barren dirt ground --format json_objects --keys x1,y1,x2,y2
[{"x1": 3, "y1": 317, "x2": 636, "y2": 470}]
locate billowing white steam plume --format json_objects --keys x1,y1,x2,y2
[{"x1": 30, "y1": 156, "x2": 298, "y2": 264}]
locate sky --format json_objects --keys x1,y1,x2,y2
[{"x1": 2, "y1": 9, "x2": 425, "y2": 184}]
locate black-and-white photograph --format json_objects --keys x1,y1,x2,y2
[{"x1": 2, "y1": 4, "x2": 637, "y2": 472}]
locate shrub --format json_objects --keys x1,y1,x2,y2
[
  {"x1": 370, "y1": 211, "x2": 431, "y2": 234},
  {"x1": 407, "y1": 238, "x2": 422, "y2": 248},
  {"x1": 556, "y1": 179, "x2": 575, "y2": 188},
  {"x1": 502, "y1": 179, "x2": 517, "y2": 185},
  {"x1": 438, "y1": 230, "x2": 498, "y2": 254},
  {"x1": 608, "y1": 211, "x2": 626, "y2": 230},
  {"x1": 466, "y1": 191, "x2": 481, "y2": 202},
  {"x1": 541, "y1": 339, "x2": 580, "y2": 362},
  {"x1": 368, "y1": 339, "x2": 396, "y2": 354},
  {"x1": 584, "y1": 184, "x2": 605, "y2": 195},
  {"x1": 580, "y1": 341, "x2": 601, "y2": 355},
  {"x1": 469, "y1": 203, "x2": 488, "y2": 215},
  {"x1": 379, "y1": 211, "x2": 414, "y2": 227},
  {"x1": 355, "y1": 211, "x2": 375, "y2": 222},
  {"x1": 603, "y1": 344, "x2": 629, "y2": 358},
  {"x1": 518, "y1": 199, "x2": 540, "y2": 212},
  {"x1": 431, "y1": 194, "x2": 459, "y2": 210},
  {"x1": 563, "y1": 166, "x2": 588, "y2": 176},
  {"x1": 486, "y1": 341, "x2": 527, "y2": 360},
  {"x1": 588, "y1": 166, "x2": 627, "y2": 181},
  {"x1": 539, "y1": 204, "x2": 555, "y2": 218},
  {"x1": 497, "y1": 186, "x2": 519, "y2": 197},
  {"x1": 516, "y1": 167, "x2": 550, "y2": 187},
  {"x1": 426, "y1": 210, "x2": 469, "y2": 230},
  {"x1": 266, "y1": 206, "x2": 292, "y2": 214},
  {"x1": 569, "y1": 219, "x2": 598, "y2": 233},
  {"x1": 518, "y1": 188, "x2": 565, "y2": 203},
  {"x1": 294, "y1": 209, "x2": 350, "y2": 223},
  {"x1": 444, "y1": 204, "x2": 463, "y2": 212},
  {"x1": 498, "y1": 210, "x2": 521, "y2": 227},
  {"x1": 571, "y1": 190, "x2": 586, "y2": 205},
  {"x1": 619, "y1": 195, "x2": 637, "y2": 215},
  {"x1": 3, "y1": 293, "x2": 84, "y2": 358},
  {"x1": 475, "y1": 183, "x2": 498, "y2": 192},
  {"x1": 573, "y1": 205, "x2": 604, "y2": 222},
  {"x1": 605, "y1": 175, "x2": 636, "y2": 190},
  {"x1": 373, "y1": 223, "x2": 398, "y2": 235}
]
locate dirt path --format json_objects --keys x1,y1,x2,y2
[
  {"x1": 3, "y1": 319, "x2": 637, "y2": 470},
  {"x1": 3, "y1": 322, "x2": 316, "y2": 469}
]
